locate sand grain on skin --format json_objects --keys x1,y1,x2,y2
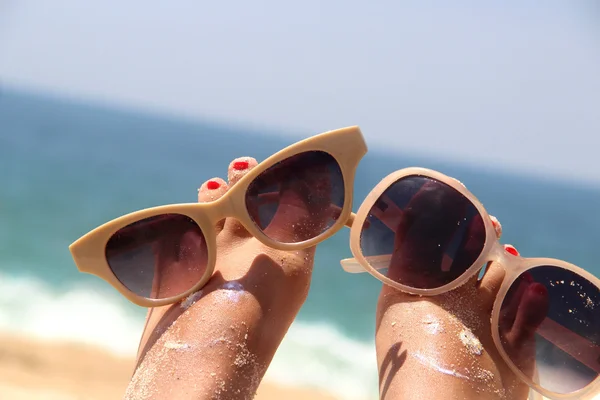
[
  {"x1": 422, "y1": 314, "x2": 444, "y2": 335},
  {"x1": 399, "y1": 294, "x2": 509, "y2": 398},
  {"x1": 180, "y1": 290, "x2": 203, "y2": 310},
  {"x1": 126, "y1": 318, "x2": 263, "y2": 400},
  {"x1": 459, "y1": 328, "x2": 483, "y2": 356},
  {"x1": 206, "y1": 322, "x2": 262, "y2": 399}
]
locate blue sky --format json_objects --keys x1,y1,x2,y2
[{"x1": 1, "y1": 1, "x2": 599, "y2": 184}]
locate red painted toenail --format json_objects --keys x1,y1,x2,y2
[
  {"x1": 233, "y1": 161, "x2": 249, "y2": 170},
  {"x1": 491, "y1": 219, "x2": 498, "y2": 227},
  {"x1": 505, "y1": 245, "x2": 519, "y2": 256},
  {"x1": 207, "y1": 180, "x2": 220, "y2": 190}
]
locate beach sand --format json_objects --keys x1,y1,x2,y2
[
  {"x1": 0, "y1": 332, "x2": 337, "y2": 400},
  {"x1": 3, "y1": 332, "x2": 583, "y2": 400}
]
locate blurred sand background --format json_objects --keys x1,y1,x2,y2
[{"x1": 0, "y1": 333, "x2": 337, "y2": 400}]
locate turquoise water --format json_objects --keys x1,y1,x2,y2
[{"x1": 1, "y1": 88, "x2": 599, "y2": 399}]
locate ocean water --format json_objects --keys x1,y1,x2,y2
[{"x1": 1, "y1": 88, "x2": 599, "y2": 399}]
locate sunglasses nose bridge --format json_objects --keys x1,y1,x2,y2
[
  {"x1": 489, "y1": 241, "x2": 523, "y2": 274},
  {"x1": 488, "y1": 240, "x2": 509, "y2": 269},
  {"x1": 204, "y1": 195, "x2": 237, "y2": 223}
]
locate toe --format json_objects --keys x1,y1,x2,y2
[
  {"x1": 490, "y1": 215, "x2": 502, "y2": 239},
  {"x1": 198, "y1": 177, "x2": 229, "y2": 233},
  {"x1": 223, "y1": 157, "x2": 259, "y2": 237},
  {"x1": 477, "y1": 218, "x2": 507, "y2": 309},
  {"x1": 478, "y1": 261, "x2": 506, "y2": 310},
  {"x1": 198, "y1": 177, "x2": 229, "y2": 203},
  {"x1": 227, "y1": 156, "x2": 258, "y2": 186}
]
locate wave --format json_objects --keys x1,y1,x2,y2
[
  {"x1": 265, "y1": 321, "x2": 379, "y2": 399},
  {"x1": 0, "y1": 272, "x2": 379, "y2": 399},
  {"x1": 0, "y1": 272, "x2": 144, "y2": 356}
]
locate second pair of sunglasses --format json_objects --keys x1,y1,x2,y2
[{"x1": 339, "y1": 167, "x2": 600, "y2": 400}]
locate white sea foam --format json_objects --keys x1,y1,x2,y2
[
  {"x1": 0, "y1": 272, "x2": 379, "y2": 399},
  {"x1": 0, "y1": 272, "x2": 143, "y2": 356},
  {"x1": 265, "y1": 321, "x2": 379, "y2": 400}
]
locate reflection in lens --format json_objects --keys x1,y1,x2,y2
[
  {"x1": 245, "y1": 151, "x2": 345, "y2": 243},
  {"x1": 106, "y1": 214, "x2": 208, "y2": 299},
  {"x1": 498, "y1": 266, "x2": 600, "y2": 394},
  {"x1": 359, "y1": 175, "x2": 486, "y2": 289}
]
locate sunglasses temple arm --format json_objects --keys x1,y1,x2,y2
[
  {"x1": 345, "y1": 212, "x2": 355, "y2": 228},
  {"x1": 340, "y1": 254, "x2": 391, "y2": 273}
]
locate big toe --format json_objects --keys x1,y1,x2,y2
[
  {"x1": 223, "y1": 157, "x2": 259, "y2": 237},
  {"x1": 198, "y1": 177, "x2": 229, "y2": 203}
]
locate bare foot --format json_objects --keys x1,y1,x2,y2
[
  {"x1": 124, "y1": 156, "x2": 324, "y2": 400},
  {"x1": 376, "y1": 218, "x2": 548, "y2": 400}
]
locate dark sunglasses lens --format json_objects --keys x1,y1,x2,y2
[
  {"x1": 359, "y1": 175, "x2": 486, "y2": 289},
  {"x1": 245, "y1": 151, "x2": 345, "y2": 244},
  {"x1": 498, "y1": 266, "x2": 600, "y2": 394},
  {"x1": 106, "y1": 214, "x2": 209, "y2": 300}
]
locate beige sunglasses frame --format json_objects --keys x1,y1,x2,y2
[
  {"x1": 69, "y1": 126, "x2": 367, "y2": 308},
  {"x1": 340, "y1": 167, "x2": 600, "y2": 400}
]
